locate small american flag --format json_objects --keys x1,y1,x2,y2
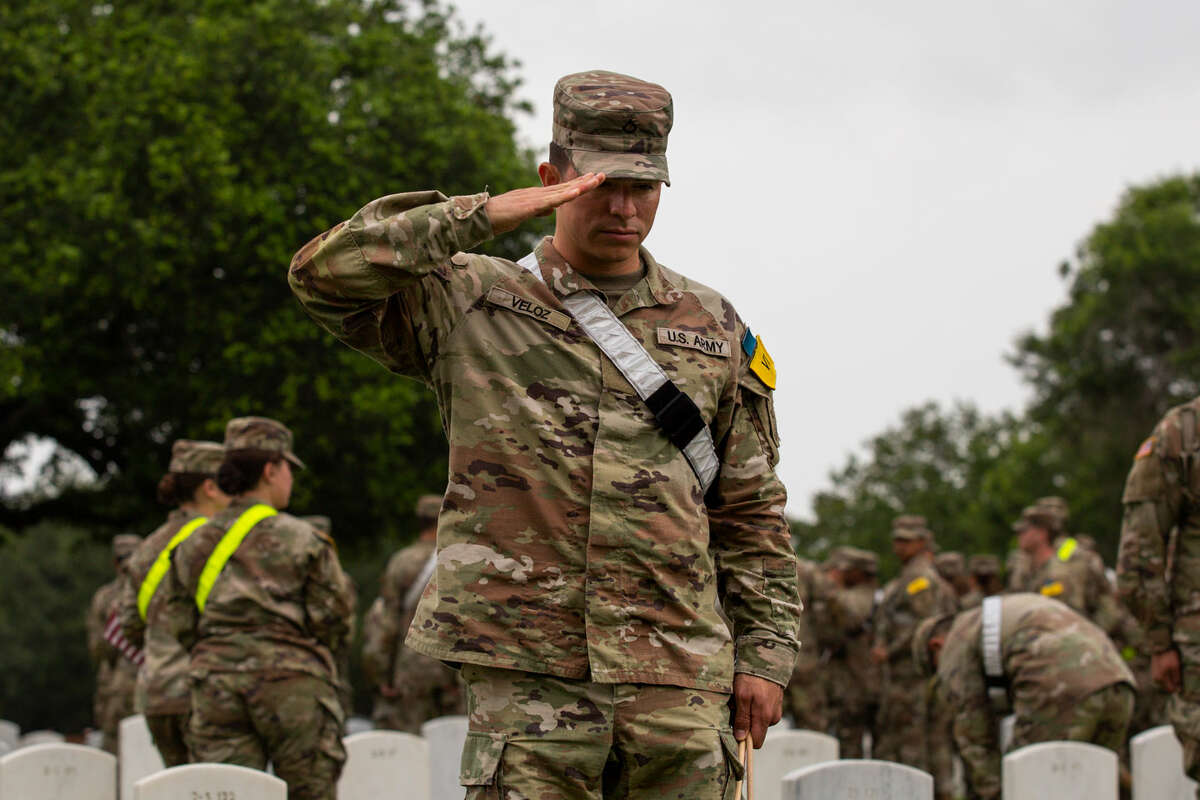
[{"x1": 103, "y1": 611, "x2": 144, "y2": 666}]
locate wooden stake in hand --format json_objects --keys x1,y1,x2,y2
[{"x1": 733, "y1": 737, "x2": 754, "y2": 799}]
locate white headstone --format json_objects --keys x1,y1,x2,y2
[
  {"x1": 1131, "y1": 725, "x2": 1198, "y2": 800},
  {"x1": 345, "y1": 715, "x2": 374, "y2": 736},
  {"x1": 1002, "y1": 741, "x2": 1117, "y2": 800},
  {"x1": 999, "y1": 715, "x2": 1015, "y2": 753},
  {"x1": 758, "y1": 730, "x2": 839, "y2": 800},
  {"x1": 421, "y1": 715, "x2": 468, "y2": 800},
  {"x1": 133, "y1": 764, "x2": 286, "y2": 800},
  {"x1": 783, "y1": 759, "x2": 933, "y2": 799},
  {"x1": 0, "y1": 720, "x2": 18, "y2": 751},
  {"x1": 0, "y1": 742, "x2": 117, "y2": 800},
  {"x1": 337, "y1": 730, "x2": 430, "y2": 800},
  {"x1": 18, "y1": 729, "x2": 65, "y2": 748},
  {"x1": 119, "y1": 715, "x2": 165, "y2": 800},
  {"x1": 86, "y1": 729, "x2": 106, "y2": 749}
]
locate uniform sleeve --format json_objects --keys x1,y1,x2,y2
[
  {"x1": 941, "y1": 630, "x2": 1000, "y2": 800},
  {"x1": 360, "y1": 596, "x2": 396, "y2": 689},
  {"x1": 304, "y1": 540, "x2": 355, "y2": 654},
  {"x1": 287, "y1": 191, "x2": 494, "y2": 379},
  {"x1": 711, "y1": 375, "x2": 800, "y2": 687},
  {"x1": 117, "y1": 572, "x2": 145, "y2": 648},
  {"x1": 1116, "y1": 433, "x2": 1184, "y2": 655}
]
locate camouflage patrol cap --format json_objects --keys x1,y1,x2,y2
[
  {"x1": 112, "y1": 534, "x2": 142, "y2": 561},
  {"x1": 892, "y1": 514, "x2": 932, "y2": 541},
  {"x1": 223, "y1": 417, "x2": 305, "y2": 470},
  {"x1": 912, "y1": 612, "x2": 955, "y2": 677},
  {"x1": 301, "y1": 516, "x2": 331, "y2": 535},
  {"x1": 553, "y1": 70, "x2": 672, "y2": 185},
  {"x1": 1033, "y1": 496, "x2": 1070, "y2": 534},
  {"x1": 1012, "y1": 505, "x2": 1055, "y2": 534},
  {"x1": 832, "y1": 546, "x2": 879, "y2": 574},
  {"x1": 167, "y1": 439, "x2": 224, "y2": 475},
  {"x1": 415, "y1": 494, "x2": 442, "y2": 522},
  {"x1": 935, "y1": 551, "x2": 966, "y2": 580},
  {"x1": 967, "y1": 554, "x2": 1001, "y2": 577}
]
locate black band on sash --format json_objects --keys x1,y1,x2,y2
[{"x1": 645, "y1": 382, "x2": 707, "y2": 450}]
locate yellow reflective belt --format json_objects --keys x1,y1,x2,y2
[
  {"x1": 1057, "y1": 537, "x2": 1078, "y2": 562},
  {"x1": 137, "y1": 515, "x2": 209, "y2": 621},
  {"x1": 195, "y1": 504, "x2": 277, "y2": 612}
]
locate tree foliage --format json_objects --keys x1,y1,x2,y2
[
  {"x1": 799, "y1": 173, "x2": 1200, "y2": 577},
  {"x1": 0, "y1": 0, "x2": 544, "y2": 543}
]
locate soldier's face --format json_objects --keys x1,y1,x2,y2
[
  {"x1": 892, "y1": 537, "x2": 924, "y2": 562},
  {"x1": 548, "y1": 164, "x2": 661, "y2": 269}
]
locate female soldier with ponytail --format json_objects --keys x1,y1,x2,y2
[
  {"x1": 163, "y1": 417, "x2": 354, "y2": 800},
  {"x1": 119, "y1": 439, "x2": 229, "y2": 766}
]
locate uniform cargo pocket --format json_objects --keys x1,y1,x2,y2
[
  {"x1": 460, "y1": 731, "x2": 506, "y2": 787},
  {"x1": 719, "y1": 727, "x2": 746, "y2": 799}
]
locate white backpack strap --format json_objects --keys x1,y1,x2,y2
[
  {"x1": 516, "y1": 251, "x2": 719, "y2": 493},
  {"x1": 403, "y1": 550, "x2": 438, "y2": 614},
  {"x1": 981, "y1": 596, "x2": 1008, "y2": 710}
]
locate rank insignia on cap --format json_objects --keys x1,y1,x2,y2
[
  {"x1": 749, "y1": 336, "x2": 776, "y2": 390},
  {"x1": 1040, "y1": 580, "x2": 1064, "y2": 597},
  {"x1": 906, "y1": 576, "x2": 930, "y2": 595},
  {"x1": 1135, "y1": 436, "x2": 1155, "y2": 460}
]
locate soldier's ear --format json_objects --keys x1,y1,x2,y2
[{"x1": 538, "y1": 162, "x2": 561, "y2": 187}]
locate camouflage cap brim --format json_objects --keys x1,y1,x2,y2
[
  {"x1": 569, "y1": 149, "x2": 669, "y2": 185},
  {"x1": 283, "y1": 450, "x2": 306, "y2": 471}
]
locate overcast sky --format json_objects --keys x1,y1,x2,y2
[{"x1": 448, "y1": 0, "x2": 1200, "y2": 519}]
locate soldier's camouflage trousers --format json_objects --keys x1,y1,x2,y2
[
  {"x1": 1011, "y1": 681, "x2": 1134, "y2": 752},
  {"x1": 145, "y1": 711, "x2": 189, "y2": 767},
  {"x1": 188, "y1": 672, "x2": 346, "y2": 800},
  {"x1": 373, "y1": 652, "x2": 467, "y2": 734},
  {"x1": 459, "y1": 664, "x2": 745, "y2": 800},
  {"x1": 783, "y1": 661, "x2": 827, "y2": 733},
  {"x1": 874, "y1": 662, "x2": 929, "y2": 771},
  {"x1": 1167, "y1": 642, "x2": 1200, "y2": 793}
]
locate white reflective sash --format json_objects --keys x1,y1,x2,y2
[
  {"x1": 517, "y1": 252, "x2": 720, "y2": 491},
  {"x1": 404, "y1": 550, "x2": 438, "y2": 614},
  {"x1": 981, "y1": 595, "x2": 1008, "y2": 710}
]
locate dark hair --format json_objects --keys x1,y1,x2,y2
[
  {"x1": 157, "y1": 472, "x2": 211, "y2": 507},
  {"x1": 216, "y1": 449, "x2": 282, "y2": 496},
  {"x1": 548, "y1": 141, "x2": 575, "y2": 175}
]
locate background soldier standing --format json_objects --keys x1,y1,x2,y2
[
  {"x1": 164, "y1": 418, "x2": 355, "y2": 800},
  {"x1": 1117, "y1": 397, "x2": 1200, "y2": 786},
  {"x1": 87, "y1": 533, "x2": 142, "y2": 754},
  {"x1": 871, "y1": 515, "x2": 957, "y2": 777},
  {"x1": 302, "y1": 514, "x2": 358, "y2": 722},
  {"x1": 119, "y1": 440, "x2": 228, "y2": 766},
  {"x1": 784, "y1": 557, "x2": 832, "y2": 732},
  {"x1": 823, "y1": 546, "x2": 880, "y2": 758},
  {"x1": 915, "y1": 594, "x2": 1135, "y2": 800},
  {"x1": 362, "y1": 494, "x2": 465, "y2": 732},
  {"x1": 289, "y1": 69, "x2": 800, "y2": 798}
]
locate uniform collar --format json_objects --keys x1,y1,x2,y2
[{"x1": 530, "y1": 236, "x2": 680, "y2": 314}]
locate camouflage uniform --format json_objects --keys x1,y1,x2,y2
[
  {"x1": 920, "y1": 594, "x2": 1135, "y2": 800},
  {"x1": 1117, "y1": 397, "x2": 1200, "y2": 785},
  {"x1": 163, "y1": 418, "x2": 355, "y2": 800},
  {"x1": 87, "y1": 534, "x2": 142, "y2": 754},
  {"x1": 118, "y1": 439, "x2": 224, "y2": 766},
  {"x1": 784, "y1": 558, "x2": 832, "y2": 732},
  {"x1": 872, "y1": 516, "x2": 957, "y2": 774},
  {"x1": 362, "y1": 495, "x2": 466, "y2": 732},
  {"x1": 289, "y1": 70, "x2": 799, "y2": 799},
  {"x1": 823, "y1": 547, "x2": 880, "y2": 758},
  {"x1": 966, "y1": 554, "x2": 1003, "y2": 607},
  {"x1": 302, "y1": 514, "x2": 358, "y2": 721}
]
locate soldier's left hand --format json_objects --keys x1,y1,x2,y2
[{"x1": 732, "y1": 673, "x2": 783, "y2": 748}]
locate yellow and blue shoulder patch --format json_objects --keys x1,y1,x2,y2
[
  {"x1": 1135, "y1": 436, "x2": 1156, "y2": 460},
  {"x1": 1040, "y1": 580, "x2": 1064, "y2": 597},
  {"x1": 742, "y1": 329, "x2": 777, "y2": 390},
  {"x1": 906, "y1": 576, "x2": 930, "y2": 595}
]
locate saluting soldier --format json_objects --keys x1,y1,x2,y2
[
  {"x1": 163, "y1": 418, "x2": 355, "y2": 800},
  {"x1": 289, "y1": 69, "x2": 800, "y2": 798},
  {"x1": 871, "y1": 515, "x2": 957, "y2": 776},
  {"x1": 119, "y1": 439, "x2": 228, "y2": 765},
  {"x1": 362, "y1": 494, "x2": 465, "y2": 732}
]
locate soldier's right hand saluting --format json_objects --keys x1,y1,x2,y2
[{"x1": 484, "y1": 171, "x2": 605, "y2": 234}]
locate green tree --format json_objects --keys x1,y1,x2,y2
[
  {"x1": 0, "y1": 0, "x2": 544, "y2": 543},
  {"x1": 1010, "y1": 173, "x2": 1200, "y2": 553}
]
